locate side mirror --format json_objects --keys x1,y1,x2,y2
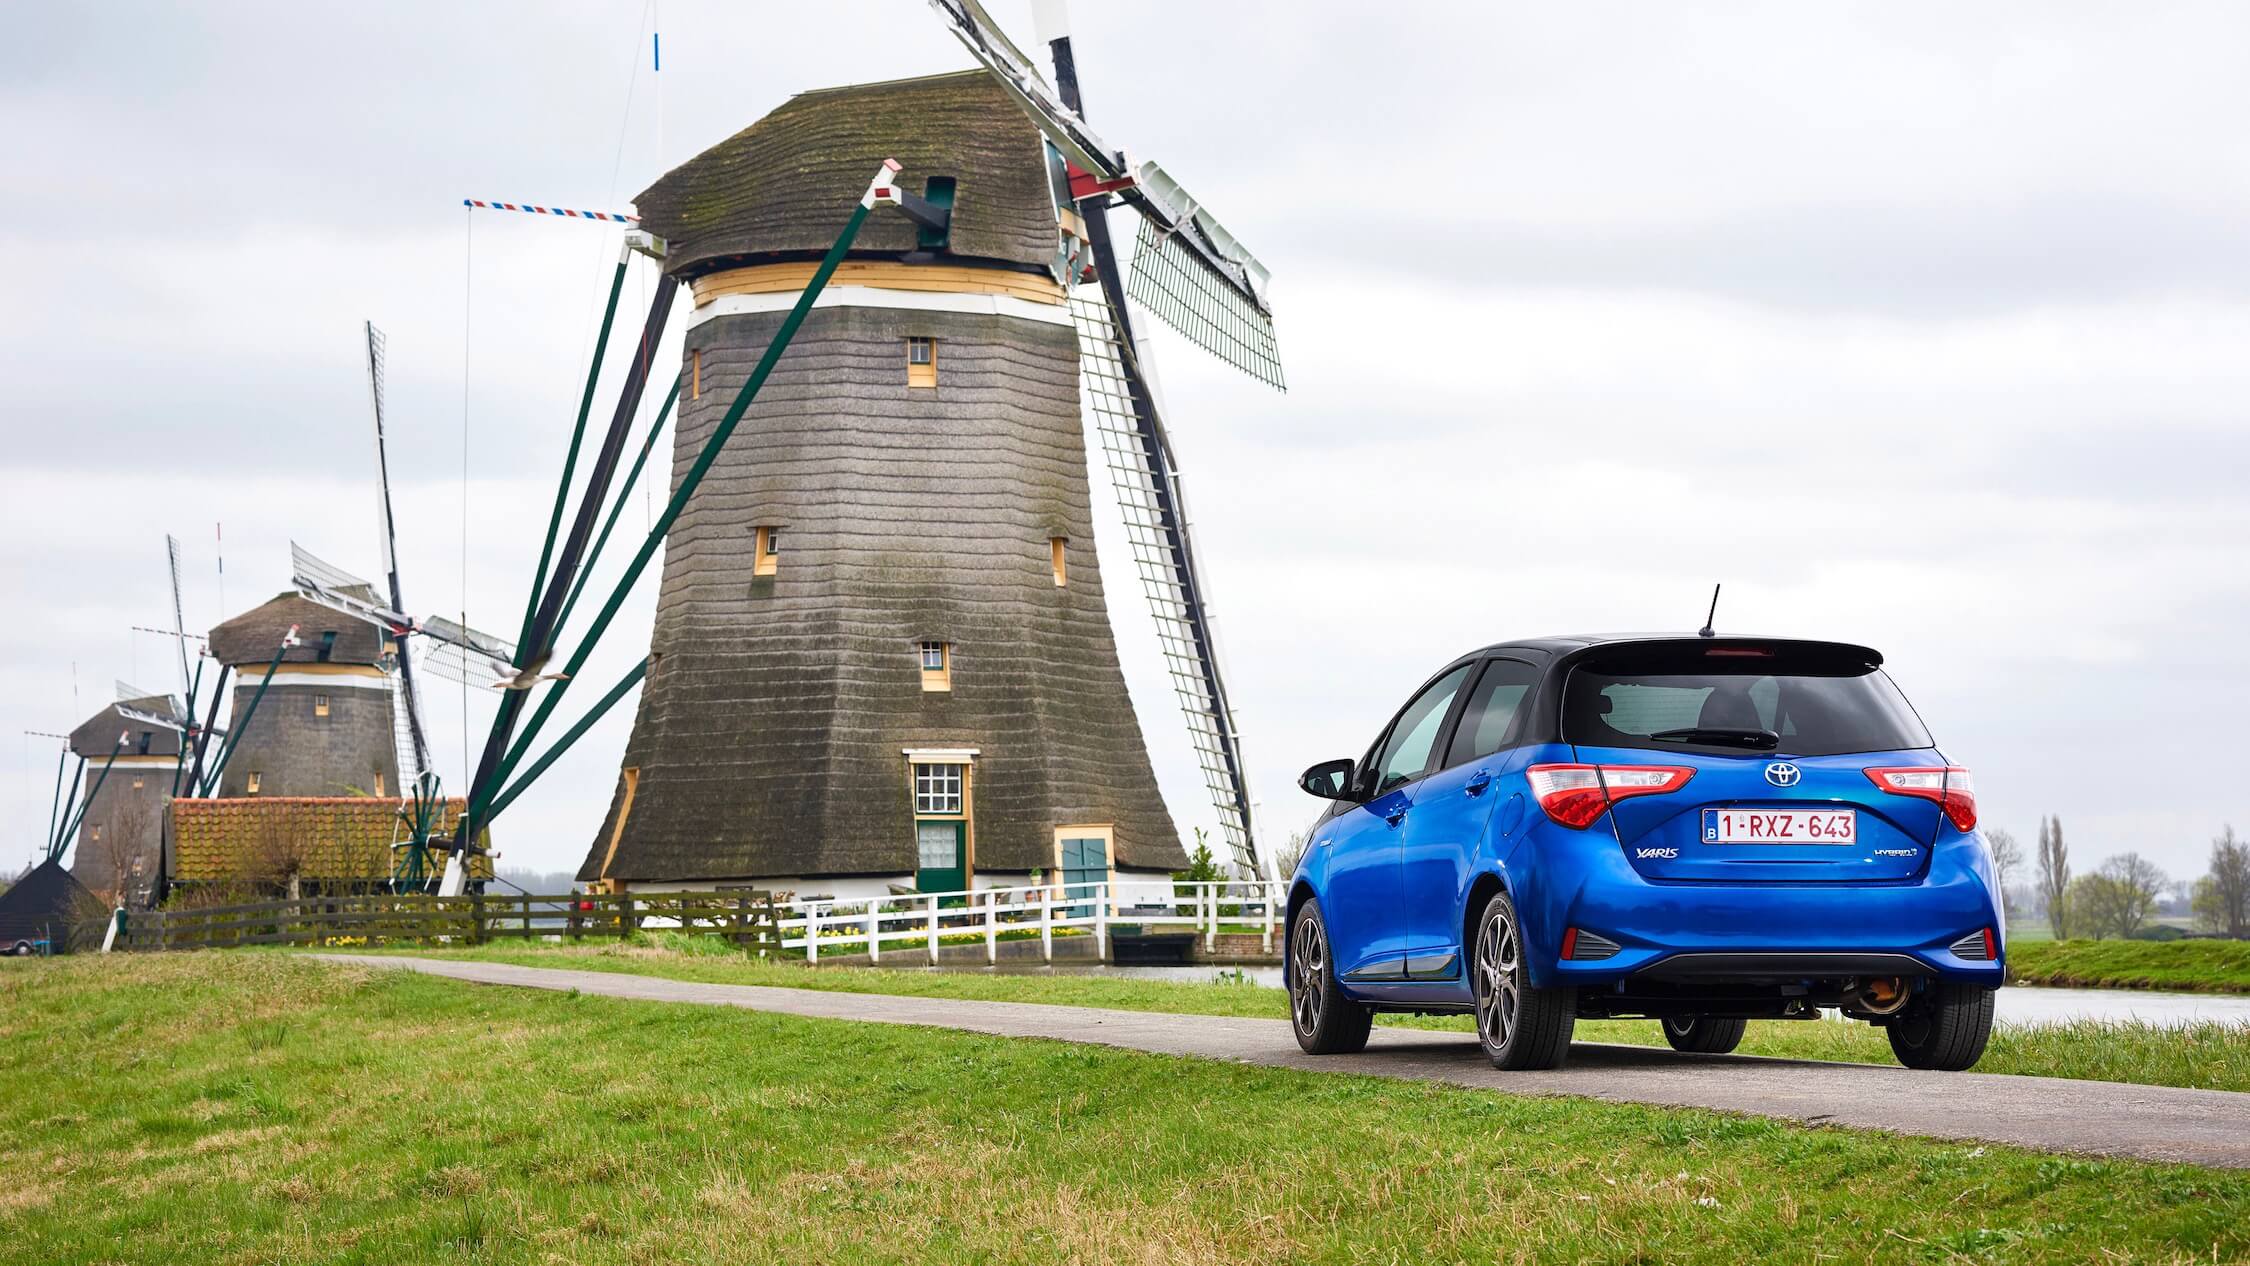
[{"x1": 1298, "y1": 758, "x2": 1358, "y2": 802}]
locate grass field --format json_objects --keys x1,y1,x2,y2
[
  {"x1": 2011, "y1": 938, "x2": 2250, "y2": 994},
  {"x1": 366, "y1": 938, "x2": 2250, "y2": 1094},
  {"x1": 5, "y1": 952, "x2": 2249, "y2": 1264}
]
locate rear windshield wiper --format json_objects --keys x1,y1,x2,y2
[{"x1": 1646, "y1": 727, "x2": 1780, "y2": 750}]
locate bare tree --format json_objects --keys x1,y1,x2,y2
[
  {"x1": 1985, "y1": 828, "x2": 2023, "y2": 918},
  {"x1": 2076, "y1": 853, "x2": 2166, "y2": 940},
  {"x1": 1270, "y1": 831, "x2": 1310, "y2": 882},
  {"x1": 2035, "y1": 816, "x2": 2072, "y2": 939},
  {"x1": 2192, "y1": 824, "x2": 2249, "y2": 939}
]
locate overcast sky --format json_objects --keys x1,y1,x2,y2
[{"x1": 4, "y1": 2, "x2": 2245, "y2": 885}]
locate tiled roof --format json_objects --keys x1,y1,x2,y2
[{"x1": 170, "y1": 797, "x2": 492, "y2": 883}]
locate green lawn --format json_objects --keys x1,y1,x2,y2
[
  {"x1": 5, "y1": 952, "x2": 2249, "y2": 1264},
  {"x1": 2011, "y1": 938, "x2": 2250, "y2": 994},
  {"x1": 359, "y1": 937, "x2": 2250, "y2": 1094}
]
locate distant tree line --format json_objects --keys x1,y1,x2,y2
[{"x1": 2003, "y1": 817, "x2": 2248, "y2": 940}]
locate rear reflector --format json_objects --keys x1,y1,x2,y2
[
  {"x1": 1864, "y1": 765, "x2": 1977, "y2": 831},
  {"x1": 1949, "y1": 928, "x2": 1997, "y2": 961},
  {"x1": 1563, "y1": 928, "x2": 1621, "y2": 961},
  {"x1": 1528, "y1": 764, "x2": 1696, "y2": 828}
]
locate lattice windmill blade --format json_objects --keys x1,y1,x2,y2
[
  {"x1": 1073, "y1": 285, "x2": 1257, "y2": 876},
  {"x1": 364, "y1": 321, "x2": 433, "y2": 784},
  {"x1": 413, "y1": 615, "x2": 517, "y2": 688},
  {"x1": 114, "y1": 701, "x2": 217, "y2": 736},
  {"x1": 290, "y1": 541, "x2": 412, "y2": 633},
  {"x1": 114, "y1": 680, "x2": 183, "y2": 718},
  {"x1": 927, "y1": 0, "x2": 1284, "y2": 388},
  {"x1": 165, "y1": 533, "x2": 194, "y2": 697}
]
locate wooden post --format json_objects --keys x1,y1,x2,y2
[
  {"x1": 806, "y1": 903, "x2": 820, "y2": 965},
  {"x1": 926, "y1": 893, "x2": 939, "y2": 964},
  {"x1": 1094, "y1": 882, "x2": 1109, "y2": 961},
  {"x1": 620, "y1": 892, "x2": 637, "y2": 940},
  {"x1": 865, "y1": 902, "x2": 880, "y2": 963},
  {"x1": 732, "y1": 891, "x2": 749, "y2": 950},
  {"x1": 1204, "y1": 883, "x2": 1216, "y2": 953},
  {"x1": 471, "y1": 890, "x2": 487, "y2": 946},
  {"x1": 984, "y1": 889, "x2": 998, "y2": 964},
  {"x1": 1040, "y1": 885, "x2": 1053, "y2": 962},
  {"x1": 1262, "y1": 880, "x2": 1277, "y2": 955}
]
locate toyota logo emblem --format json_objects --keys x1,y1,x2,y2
[{"x1": 1764, "y1": 762, "x2": 1802, "y2": 788}]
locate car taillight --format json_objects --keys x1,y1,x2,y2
[
  {"x1": 1527, "y1": 763, "x2": 1696, "y2": 829},
  {"x1": 1864, "y1": 766, "x2": 1977, "y2": 831}
]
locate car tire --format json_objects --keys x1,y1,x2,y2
[
  {"x1": 7, "y1": 941, "x2": 30, "y2": 957},
  {"x1": 1471, "y1": 890, "x2": 1575, "y2": 1070},
  {"x1": 1887, "y1": 980, "x2": 1995, "y2": 1071},
  {"x1": 1661, "y1": 1015, "x2": 1748, "y2": 1054},
  {"x1": 1288, "y1": 899, "x2": 1372, "y2": 1055}
]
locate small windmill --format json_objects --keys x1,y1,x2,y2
[{"x1": 927, "y1": 0, "x2": 1285, "y2": 876}]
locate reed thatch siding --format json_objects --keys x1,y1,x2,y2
[
  {"x1": 580, "y1": 298, "x2": 1182, "y2": 884},
  {"x1": 66, "y1": 696, "x2": 182, "y2": 905},
  {"x1": 208, "y1": 592, "x2": 385, "y2": 667},
  {"x1": 634, "y1": 70, "x2": 1057, "y2": 279},
  {"x1": 210, "y1": 680, "x2": 398, "y2": 800}
]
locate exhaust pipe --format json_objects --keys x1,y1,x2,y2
[{"x1": 1850, "y1": 976, "x2": 1911, "y2": 1015}]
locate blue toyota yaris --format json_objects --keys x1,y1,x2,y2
[{"x1": 1283, "y1": 635, "x2": 2003, "y2": 1071}]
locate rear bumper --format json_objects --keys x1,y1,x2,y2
[{"x1": 1519, "y1": 824, "x2": 2005, "y2": 988}]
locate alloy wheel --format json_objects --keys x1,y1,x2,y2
[
  {"x1": 1476, "y1": 905, "x2": 1521, "y2": 1051},
  {"x1": 1291, "y1": 915, "x2": 1326, "y2": 1036}
]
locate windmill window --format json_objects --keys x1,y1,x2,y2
[
  {"x1": 314, "y1": 695, "x2": 331, "y2": 718},
  {"x1": 913, "y1": 762, "x2": 964, "y2": 815},
  {"x1": 691, "y1": 348, "x2": 702, "y2": 400},
  {"x1": 1050, "y1": 537, "x2": 1068, "y2": 587},
  {"x1": 247, "y1": 772, "x2": 262, "y2": 795},
  {"x1": 89, "y1": 826, "x2": 100, "y2": 842},
  {"x1": 906, "y1": 337, "x2": 937, "y2": 388},
  {"x1": 131, "y1": 778, "x2": 144, "y2": 790},
  {"x1": 137, "y1": 731, "x2": 153, "y2": 755},
  {"x1": 318, "y1": 630, "x2": 338, "y2": 663},
  {"x1": 754, "y1": 526, "x2": 779, "y2": 577},
  {"x1": 374, "y1": 772, "x2": 386, "y2": 797},
  {"x1": 919, "y1": 641, "x2": 951, "y2": 692}
]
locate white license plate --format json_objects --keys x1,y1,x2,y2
[{"x1": 1701, "y1": 808, "x2": 1858, "y2": 844}]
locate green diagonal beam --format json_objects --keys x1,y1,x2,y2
[
  {"x1": 552, "y1": 377, "x2": 680, "y2": 640},
  {"x1": 481, "y1": 657, "x2": 647, "y2": 823},
  {"x1": 469, "y1": 169, "x2": 893, "y2": 822},
  {"x1": 519, "y1": 256, "x2": 631, "y2": 653}
]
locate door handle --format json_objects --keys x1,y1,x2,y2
[
  {"x1": 1385, "y1": 807, "x2": 1408, "y2": 828},
  {"x1": 1465, "y1": 771, "x2": 1493, "y2": 797}
]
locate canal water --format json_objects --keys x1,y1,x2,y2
[{"x1": 917, "y1": 962, "x2": 2250, "y2": 1029}]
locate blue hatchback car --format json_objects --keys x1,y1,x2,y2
[{"x1": 1284, "y1": 635, "x2": 2002, "y2": 1071}]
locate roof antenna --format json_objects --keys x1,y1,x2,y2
[{"x1": 1697, "y1": 583, "x2": 1722, "y2": 639}]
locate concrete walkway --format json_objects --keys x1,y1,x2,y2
[{"x1": 318, "y1": 954, "x2": 2250, "y2": 1170}]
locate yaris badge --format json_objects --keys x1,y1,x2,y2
[{"x1": 1764, "y1": 762, "x2": 1802, "y2": 788}]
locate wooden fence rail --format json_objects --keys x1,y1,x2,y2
[{"x1": 120, "y1": 891, "x2": 782, "y2": 955}]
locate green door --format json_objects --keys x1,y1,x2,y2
[
  {"x1": 916, "y1": 820, "x2": 966, "y2": 898},
  {"x1": 1059, "y1": 835, "x2": 1108, "y2": 918}
]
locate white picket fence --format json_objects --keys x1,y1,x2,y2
[{"x1": 778, "y1": 879, "x2": 1290, "y2": 965}]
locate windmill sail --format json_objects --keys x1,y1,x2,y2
[
  {"x1": 365, "y1": 321, "x2": 432, "y2": 783},
  {"x1": 165, "y1": 534, "x2": 193, "y2": 697},
  {"x1": 412, "y1": 616, "x2": 517, "y2": 689},
  {"x1": 1127, "y1": 198, "x2": 1284, "y2": 389},
  {"x1": 1072, "y1": 286, "x2": 1256, "y2": 875}
]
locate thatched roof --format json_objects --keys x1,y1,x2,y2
[
  {"x1": 208, "y1": 593, "x2": 385, "y2": 668},
  {"x1": 70, "y1": 695, "x2": 183, "y2": 759},
  {"x1": 635, "y1": 70, "x2": 1058, "y2": 279},
  {"x1": 170, "y1": 797, "x2": 492, "y2": 883}
]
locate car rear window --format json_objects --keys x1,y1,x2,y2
[{"x1": 1562, "y1": 644, "x2": 1932, "y2": 757}]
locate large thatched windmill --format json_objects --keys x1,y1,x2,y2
[{"x1": 572, "y1": 4, "x2": 1284, "y2": 897}]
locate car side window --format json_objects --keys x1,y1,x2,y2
[
  {"x1": 1445, "y1": 658, "x2": 1541, "y2": 767},
  {"x1": 1370, "y1": 665, "x2": 1474, "y2": 794}
]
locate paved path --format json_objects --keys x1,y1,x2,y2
[{"x1": 319, "y1": 955, "x2": 2250, "y2": 1169}]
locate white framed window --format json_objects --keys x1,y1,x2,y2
[
  {"x1": 247, "y1": 771, "x2": 262, "y2": 795},
  {"x1": 919, "y1": 641, "x2": 951, "y2": 691},
  {"x1": 314, "y1": 694, "x2": 331, "y2": 718},
  {"x1": 919, "y1": 642, "x2": 947, "y2": 671},
  {"x1": 907, "y1": 336, "x2": 937, "y2": 387},
  {"x1": 913, "y1": 762, "x2": 964, "y2": 815},
  {"x1": 755, "y1": 526, "x2": 779, "y2": 577}
]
